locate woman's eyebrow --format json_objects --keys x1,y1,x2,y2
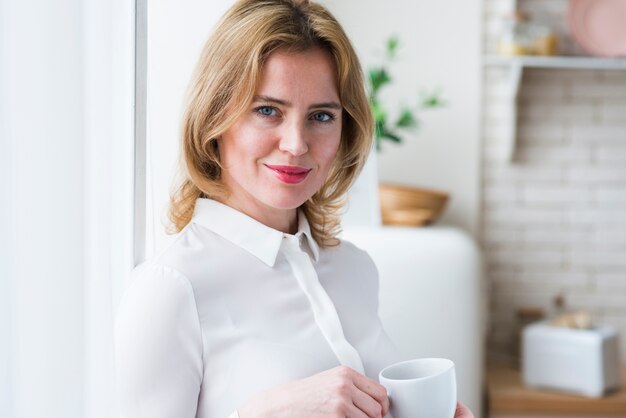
[
  {"x1": 253, "y1": 95, "x2": 341, "y2": 110},
  {"x1": 254, "y1": 95, "x2": 290, "y2": 106},
  {"x1": 310, "y1": 101, "x2": 342, "y2": 110}
]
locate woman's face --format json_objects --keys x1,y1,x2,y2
[{"x1": 218, "y1": 48, "x2": 342, "y2": 230}]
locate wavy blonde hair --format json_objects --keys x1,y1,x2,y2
[{"x1": 169, "y1": 0, "x2": 373, "y2": 247}]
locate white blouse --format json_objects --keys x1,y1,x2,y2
[{"x1": 115, "y1": 198, "x2": 401, "y2": 418}]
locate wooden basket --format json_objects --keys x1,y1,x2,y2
[{"x1": 379, "y1": 183, "x2": 449, "y2": 226}]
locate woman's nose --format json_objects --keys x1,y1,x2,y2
[{"x1": 278, "y1": 120, "x2": 308, "y2": 156}]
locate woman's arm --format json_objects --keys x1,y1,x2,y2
[{"x1": 115, "y1": 264, "x2": 203, "y2": 418}]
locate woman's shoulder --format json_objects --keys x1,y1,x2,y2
[
  {"x1": 330, "y1": 237, "x2": 376, "y2": 264},
  {"x1": 125, "y1": 261, "x2": 195, "y2": 304},
  {"x1": 318, "y1": 238, "x2": 381, "y2": 305},
  {"x1": 116, "y1": 261, "x2": 199, "y2": 333},
  {"x1": 130, "y1": 259, "x2": 188, "y2": 282},
  {"x1": 118, "y1": 229, "x2": 205, "y2": 309},
  {"x1": 321, "y1": 237, "x2": 379, "y2": 280},
  {"x1": 138, "y1": 222, "x2": 227, "y2": 283}
]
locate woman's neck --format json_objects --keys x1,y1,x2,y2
[{"x1": 216, "y1": 194, "x2": 299, "y2": 235}]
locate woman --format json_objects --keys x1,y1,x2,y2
[{"x1": 115, "y1": 1, "x2": 474, "y2": 417}]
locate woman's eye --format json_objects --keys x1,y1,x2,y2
[
  {"x1": 312, "y1": 112, "x2": 333, "y2": 122},
  {"x1": 256, "y1": 106, "x2": 277, "y2": 117}
]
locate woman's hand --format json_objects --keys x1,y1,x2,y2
[
  {"x1": 454, "y1": 401, "x2": 474, "y2": 418},
  {"x1": 238, "y1": 365, "x2": 389, "y2": 418}
]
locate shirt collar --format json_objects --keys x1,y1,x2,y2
[
  {"x1": 295, "y1": 208, "x2": 320, "y2": 262},
  {"x1": 190, "y1": 198, "x2": 319, "y2": 267}
]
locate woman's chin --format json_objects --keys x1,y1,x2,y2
[{"x1": 260, "y1": 193, "x2": 312, "y2": 212}]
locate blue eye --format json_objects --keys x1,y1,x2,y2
[
  {"x1": 257, "y1": 106, "x2": 277, "y2": 117},
  {"x1": 312, "y1": 112, "x2": 333, "y2": 122}
]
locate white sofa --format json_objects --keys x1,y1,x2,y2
[{"x1": 342, "y1": 225, "x2": 485, "y2": 418}]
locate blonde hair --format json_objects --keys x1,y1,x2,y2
[{"x1": 169, "y1": 0, "x2": 373, "y2": 247}]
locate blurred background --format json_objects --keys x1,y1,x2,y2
[{"x1": 2, "y1": 0, "x2": 626, "y2": 417}]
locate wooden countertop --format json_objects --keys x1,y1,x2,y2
[{"x1": 487, "y1": 366, "x2": 626, "y2": 415}]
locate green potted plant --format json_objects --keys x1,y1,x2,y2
[
  {"x1": 368, "y1": 36, "x2": 444, "y2": 150},
  {"x1": 367, "y1": 36, "x2": 449, "y2": 226}
]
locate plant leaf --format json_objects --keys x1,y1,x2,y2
[
  {"x1": 369, "y1": 68, "x2": 391, "y2": 95},
  {"x1": 419, "y1": 88, "x2": 446, "y2": 108},
  {"x1": 386, "y1": 36, "x2": 399, "y2": 60},
  {"x1": 395, "y1": 108, "x2": 417, "y2": 129},
  {"x1": 374, "y1": 120, "x2": 386, "y2": 140},
  {"x1": 380, "y1": 128, "x2": 402, "y2": 143},
  {"x1": 371, "y1": 99, "x2": 387, "y2": 124}
]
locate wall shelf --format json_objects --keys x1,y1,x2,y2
[
  {"x1": 482, "y1": 55, "x2": 626, "y2": 161},
  {"x1": 484, "y1": 55, "x2": 626, "y2": 70}
]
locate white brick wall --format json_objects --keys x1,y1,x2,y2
[{"x1": 482, "y1": 0, "x2": 626, "y2": 363}]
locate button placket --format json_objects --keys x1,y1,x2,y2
[{"x1": 281, "y1": 237, "x2": 364, "y2": 374}]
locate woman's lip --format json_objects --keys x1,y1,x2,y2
[
  {"x1": 264, "y1": 164, "x2": 311, "y2": 174},
  {"x1": 264, "y1": 164, "x2": 312, "y2": 184}
]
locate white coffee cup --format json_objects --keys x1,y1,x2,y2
[{"x1": 379, "y1": 358, "x2": 457, "y2": 418}]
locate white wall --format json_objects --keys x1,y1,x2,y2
[
  {"x1": 320, "y1": 0, "x2": 483, "y2": 237},
  {"x1": 145, "y1": 0, "x2": 232, "y2": 257},
  {"x1": 482, "y1": 0, "x2": 626, "y2": 363}
]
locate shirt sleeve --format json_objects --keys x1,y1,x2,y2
[{"x1": 115, "y1": 263, "x2": 204, "y2": 418}]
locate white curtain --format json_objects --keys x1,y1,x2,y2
[
  {"x1": 83, "y1": 0, "x2": 136, "y2": 417},
  {"x1": 0, "y1": 0, "x2": 135, "y2": 417}
]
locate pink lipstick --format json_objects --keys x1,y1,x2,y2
[{"x1": 265, "y1": 164, "x2": 312, "y2": 184}]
